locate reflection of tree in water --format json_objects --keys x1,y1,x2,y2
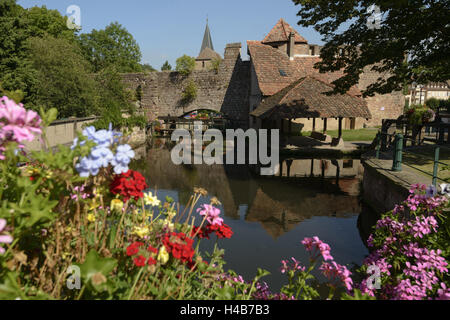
[{"x1": 133, "y1": 147, "x2": 365, "y2": 239}]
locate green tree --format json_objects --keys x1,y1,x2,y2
[
  {"x1": 176, "y1": 55, "x2": 196, "y2": 76},
  {"x1": 425, "y1": 97, "x2": 440, "y2": 111},
  {"x1": 292, "y1": 0, "x2": 450, "y2": 96},
  {"x1": 161, "y1": 60, "x2": 172, "y2": 71},
  {"x1": 79, "y1": 22, "x2": 143, "y2": 73},
  {"x1": 0, "y1": 1, "x2": 78, "y2": 100},
  {"x1": 26, "y1": 36, "x2": 99, "y2": 118},
  {"x1": 91, "y1": 67, "x2": 145, "y2": 130}
]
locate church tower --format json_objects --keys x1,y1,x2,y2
[{"x1": 196, "y1": 19, "x2": 222, "y2": 70}]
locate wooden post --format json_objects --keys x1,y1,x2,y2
[
  {"x1": 323, "y1": 118, "x2": 328, "y2": 134},
  {"x1": 288, "y1": 119, "x2": 292, "y2": 136},
  {"x1": 313, "y1": 118, "x2": 316, "y2": 132},
  {"x1": 338, "y1": 117, "x2": 343, "y2": 140}
]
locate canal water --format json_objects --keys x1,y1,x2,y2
[{"x1": 131, "y1": 144, "x2": 370, "y2": 292}]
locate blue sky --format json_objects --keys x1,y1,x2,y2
[{"x1": 18, "y1": 0, "x2": 325, "y2": 69}]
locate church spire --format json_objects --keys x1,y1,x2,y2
[{"x1": 200, "y1": 18, "x2": 214, "y2": 54}]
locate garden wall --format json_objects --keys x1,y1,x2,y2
[
  {"x1": 121, "y1": 43, "x2": 250, "y2": 128},
  {"x1": 24, "y1": 117, "x2": 99, "y2": 151},
  {"x1": 23, "y1": 117, "x2": 146, "y2": 151}
]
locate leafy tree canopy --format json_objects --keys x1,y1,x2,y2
[
  {"x1": 176, "y1": 55, "x2": 196, "y2": 76},
  {"x1": 0, "y1": 1, "x2": 78, "y2": 97},
  {"x1": 79, "y1": 22, "x2": 143, "y2": 73},
  {"x1": 26, "y1": 36, "x2": 99, "y2": 118},
  {"x1": 293, "y1": 0, "x2": 450, "y2": 97}
]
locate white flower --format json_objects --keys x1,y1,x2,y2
[{"x1": 144, "y1": 192, "x2": 161, "y2": 207}]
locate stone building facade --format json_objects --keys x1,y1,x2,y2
[
  {"x1": 121, "y1": 43, "x2": 250, "y2": 127},
  {"x1": 121, "y1": 19, "x2": 405, "y2": 130}
]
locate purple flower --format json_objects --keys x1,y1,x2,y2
[
  {"x1": 112, "y1": 144, "x2": 135, "y2": 174},
  {"x1": 0, "y1": 219, "x2": 13, "y2": 254},
  {"x1": 73, "y1": 126, "x2": 133, "y2": 177},
  {"x1": 425, "y1": 185, "x2": 437, "y2": 198}
]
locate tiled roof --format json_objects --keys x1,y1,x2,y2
[
  {"x1": 196, "y1": 47, "x2": 222, "y2": 60},
  {"x1": 250, "y1": 76, "x2": 371, "y2": 119},
  {"x1": 247, "y1": 40, "x2": 361, "y2": 97},
  {"x1": 262, "y1": 18, "x2": 308, "y2": 44}
]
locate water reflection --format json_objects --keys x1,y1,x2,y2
[{"x1": 131, "y1": 143, "x2": 369, "y2": 291}]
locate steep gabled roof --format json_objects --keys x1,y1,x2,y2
[
  {"x1": 262, "y1": 18, "x2": 308, "y2": 44},
  {"x1": 200, "y1": 22, "x2": 214, "y2": 54},
  {"x1": 250, "y1": 76, "x2": 371, "y2": 120},
  {"x1": 247, "y1": 40, "x2": 361, "y2": 97}
]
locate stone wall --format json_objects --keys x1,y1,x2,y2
[
  {"x1": 361, "y1": 158, "x2": 411, "y2": 214},
  {"x1": 121, "y1": 43, "x2": 250, "y2": 128},
  {"x1": 358, "y1": 66, "x2": 405, "y2": 127},
  {"x1": 23, "y1": 117, "x2": 146, "y2": 151}
]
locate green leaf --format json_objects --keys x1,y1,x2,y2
[
  {"x1": 341, "y1": 289, "x2": 376, "y2": 300},
  {"x1": 255, "y1": 268, "x2": 271, "y2": 280},
  {"x1": 75, "y1": 250, "x2": 117, "y2": 282}
]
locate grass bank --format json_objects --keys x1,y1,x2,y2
[{"x1": 300, "y1": 128, "x2": 379, "y2": 141}]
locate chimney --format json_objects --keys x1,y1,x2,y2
[{"x1": 288, "y1": 32, "x2": 295, "y2": 60}]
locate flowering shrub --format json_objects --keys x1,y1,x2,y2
[
  {"x1": 357, "y1": 184, "x2": 450, "y2": 300},
  {"x1": 0, "y1": 96, "x2": 271, "y2": 300},
  {"x1": 405, "y1": 105, "x2": 435, "y2": 126},
  {"x1": 1, "y1": 95, "x2": 448, "y2": 300}
]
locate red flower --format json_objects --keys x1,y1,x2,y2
[
  {"x1": 191, "y1": 226, "x2": 211, "y2": 239},
  {"x1": 192, "y1": 224, "x2": 233, "y2": 240},
  {"x1": 212, "y1": 224, "x2": 233, "y2": 239},
  {"x1": 110, "y1": 170, "x2": 148, "y2": 202},
  {"x1": 148, "y1": 257, "x2": 157, "y2": 266},
  {"x1": 126, "y1": 242, "x2": 144, "y2": 256},
  {"x1": 162, "y1": 232, "x2": 195, "y2": 264},
  {"x1": 133, "y1": 255, "x2": 147, "y2": 267},
  {"x1": 147, "y1": 245, "x2": 158, "y2": 255}
]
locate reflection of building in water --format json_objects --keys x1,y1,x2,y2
[
  {"x1": 276, "y1": 159, "x2": 363, "y2": 196},
  {"x1": 136, "y1": 147, "x2": 363, "y2": 239},
  {"x1": 140, "y1": 148, "x2": 241, "y2": 219},
  {"x1": 246, "y1": 176, "x2": 362, "y2": 239},
  {"x1": 278, "y1": 159, "x2": 362, "y2": 178}
]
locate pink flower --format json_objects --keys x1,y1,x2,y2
[
  {"x1": 197, "y1": 204, "x2": 223, "y2": 226},
  {"x1": 301, "y1": 237, "x2": 334, "y2": 261},
  {"x1": 280, "y1": 257, "x2": 305, "y2": 274},
  {"x1": 437, "y1": 283, "x2": 450, "y2": 300},
  {"x1": 320, "y1": 261, "x2": 353, "y2": 291},
  {"x1": 0, "y1": 96, "x2": 42, "y2": 142},
  {"x1": 0, "y1": 96, "x2": 42, "y2": 159},
  {"x1": 0, "y1": 219, "x2": 13, "y2": 254}
]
